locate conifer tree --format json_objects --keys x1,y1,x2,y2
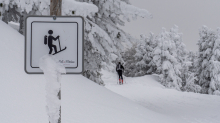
[
  {"x1": 196, "y1": 26, "x2": 216, "y2": 94},
  {"x1": 209, "y1": 28, "x2": 220, "y2": 95},
  {"x1": 152, "y1": 27, "x2": 182, "y2": 90}
]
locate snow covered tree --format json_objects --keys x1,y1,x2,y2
[
  {"x1": 208, "y1": 28, "x2": 220, "y2": 95},
  {"x1": 183, "y1": 72, "x2": 201, "y2": 93},
  {"x1": 187, "y1": 51, "x2": 198, "y2": 73},
  {"x1": 169, "y1": 25, "x2": 191, "y2": 86},
  {"x1": 196, "y1": 26, "x2": 216, "y2": 94},
  {"x1": 169, "y1": 25, "x2": 187, "y2": 67},
  {"x1": 180, "y1": 50, "x2": 201, "y2": 93},
  {"x1": 133, "y1": 32, "x2": 157, "y2": 76},
  {"x1": 152, "y1": 27, "x2": 182, "y2": 90},
  {"x1": 144, "y1": 32, "x2": 158, "y2": 74},
  {"x1": 181, "y1": 60, "x2": 201, "y2": 93},
  {"x1": 122, "y1": 43, "x2": 137, "y2": 77},
  {"x1": 123, "y1": 32, "x2": 156, "y2": 77},
  {"x1": 133, "y1": 34, "x2": 148, "y2": 76}
]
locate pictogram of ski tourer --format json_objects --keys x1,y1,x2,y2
[{"x1": 44, "y1": 30, "x2": 67, "y2": 55}]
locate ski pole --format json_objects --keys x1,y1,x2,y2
[
  {"x1": 123, "y1": 75, "x2": 126, "y2": 84},
  {"x1": 116, "y1": 72, "x2": 118, "y2": 84},
  {"x1": 58, "y1": 37, "x2": 61, "y2": 51},
  {"x1": 124, "y1": 75, "x2": 126, "y2": 84}
]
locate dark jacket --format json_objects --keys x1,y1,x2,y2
[{"x1": 116, "y1": 64, "x2": 124, "y2": 72}]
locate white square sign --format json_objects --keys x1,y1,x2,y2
[{"x1": 25, "y1": 16, "x2": 84, "y2": 74}]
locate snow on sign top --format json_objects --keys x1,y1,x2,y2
[{"x1": 25, "y1": 16, "x2": 84, "y2": 74}]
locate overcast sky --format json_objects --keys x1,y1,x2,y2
[{"x1": 120, "y1": 0, "x2": 220, "y2": 51}]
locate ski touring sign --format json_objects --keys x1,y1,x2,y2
[{"x1": 25, "y1": 16, "x2": 84, "y2": 74}]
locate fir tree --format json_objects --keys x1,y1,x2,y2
[
  {"x1": 196, "y1": 26, "x2": 216, "y2": 94},
  {"x1": 122, "y1": 44, "x2": 137, "y2": 77},
  {"x1": 145, "y1": 32, "x2": 157, "y2": 74},
  {"x1": 134, "y1": 34, "x2": 147, "y2": 76},
  {"x1": 209, "y1": 28, "x2": 220, "y2": 95},
  {"x1": 153, "y1": 27, "x2": 182, "y2": 90}
]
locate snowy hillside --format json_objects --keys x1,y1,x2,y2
[
  {"x1": 0, "y1": 20, "x2": 180, "y2": 123},
  {"x1": 1, "y1": 19, "x2": 220, "y2": 123},
  {"x1": 102, "y1": 70, "x2": 220, "y2": 123}
]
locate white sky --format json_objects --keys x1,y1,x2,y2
[{"x1": 120, "y1": 0, "x2": 220, "y2": 51}]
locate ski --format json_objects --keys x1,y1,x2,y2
[{"x1": 53, "y1": 47, "x2": 67, "y2": 55}]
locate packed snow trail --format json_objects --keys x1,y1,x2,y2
[{"x1": 102, "y1": 70, "x2": 220, "y2": 123}]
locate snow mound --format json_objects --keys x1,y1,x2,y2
[{"x1": 8, "y1": 21, "x2": 20, "y2": 31}]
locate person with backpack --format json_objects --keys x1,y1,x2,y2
[
  {"x1": 116, "y1": 62, "x2": 124, "y2": 84},
  {"x1": 44, "y1": 30, "x2": 60, "y2": 54}
]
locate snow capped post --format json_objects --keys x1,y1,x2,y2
[
  {"x1": 50, "y1": 1, "x2": 62, "y2": 122},
  {"x1": 39, "y1": 55, "x2": 66, "y2": 123}
]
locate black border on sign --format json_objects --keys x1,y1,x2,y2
[
  {"x1": 24, "y1": 16, "x2": 84, "y2": 74},
  {"x1": 30, "y1": 21, "x2": 78, "y2": 69}
]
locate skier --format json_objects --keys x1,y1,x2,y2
[
  {"x1": 116, "y1": 62, "x2": 124, "y2": 84},
  {"x1": 46, "y1": 30, "x2": 60, "y2": 54}
]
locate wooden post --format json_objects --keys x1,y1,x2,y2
[
  {"x1": 50, "y1": 1, "x2": 62, "y2": 123},
  {"x1": 50, "y1": 0, "x2": 62, "y2": 16}
]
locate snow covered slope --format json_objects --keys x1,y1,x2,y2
[
  {"x1": 0, "y1": 20, "x2": 181, "y2": 123},
  {"x1": 8, "y1": 21, "x2": 20, "y2": 31},
  {"x1": 102, "y1": 70, "x2": 220, "y2": 123}
]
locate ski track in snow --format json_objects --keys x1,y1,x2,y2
[{"x1": 102, "y1": 70, "x2": 220, "y2": 123}]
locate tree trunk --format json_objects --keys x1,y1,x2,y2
[{"x1": 50, "y1": 1, "x2": 62, "y2": 123}]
